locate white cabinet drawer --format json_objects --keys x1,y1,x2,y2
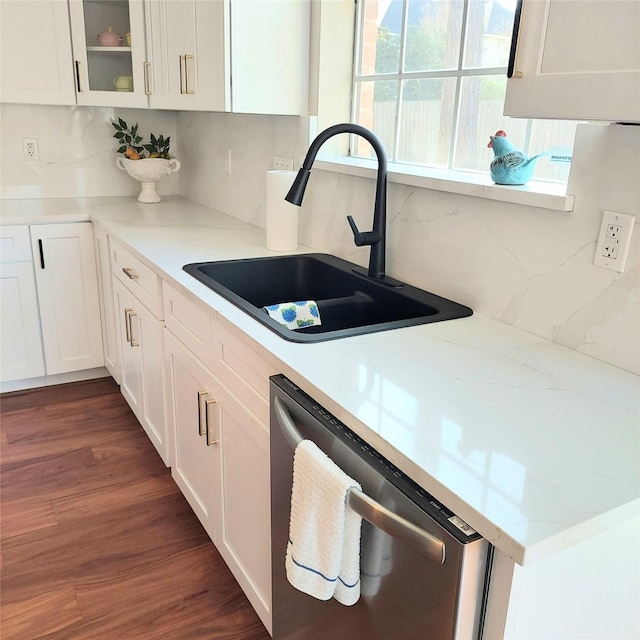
[
  {"x1": 162, "y1": 280, "x2": 213, "y2": 359},
  {"x1": 111, "y1": 239, "x2": 162, "y2": 319},
  {"x1": 0, "y1": 226, "x2": 32, "y2": 263}
]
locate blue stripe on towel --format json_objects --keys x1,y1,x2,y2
[{"x1": 287, "y1": 539, "x2": 360, "y2": 589}]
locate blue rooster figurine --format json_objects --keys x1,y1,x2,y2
[{"x1": 487, "y1": 130, "x2": 548, "y2": 185}]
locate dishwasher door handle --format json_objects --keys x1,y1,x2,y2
[{"x1": 273, "y1": 396, "x2": 446, "y2": 565}]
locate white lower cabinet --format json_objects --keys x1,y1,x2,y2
[
  {"x1": 164, "y1": 328, "x2": 221, "y2": 541},
  {"x1": 1, "y1": 222, "x2": 104, "y2": 388},
  {"x1": 0, "y1": 261, "x2": 45, "y2": 382},
  {"x1": 30, "y1": 222, "x2": 104, "y2": 376},
  {"x1": 162, "y1": 281, "x2": 274, "y2": 633},
  {"x1": 93, "y1": 224, "x2": 120, "y2": 382},
  {"x1": 0, "y1": 225, "x2": 45, "y2": 382},
  {"x1": 113, "y1": 278, "x2": 167, "y2": 464},
  {"x1": 215, "y1": 375, "x2": 271, "y2": 630}
]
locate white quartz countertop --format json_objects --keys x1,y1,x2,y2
[{"x1": 3, "y1": 196, "x2": 638, "y2": 566}]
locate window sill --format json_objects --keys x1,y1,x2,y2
[{"x1": 314, "y1": 157, "x2": 575, "y2": 212}]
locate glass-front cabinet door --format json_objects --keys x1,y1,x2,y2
[{"x1": 69, "y1": 0, "x2": 148, "y2": 107}]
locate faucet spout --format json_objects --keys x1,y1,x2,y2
[{"x1": 286, "y1": 123, "x2": 391, "y2": 282}]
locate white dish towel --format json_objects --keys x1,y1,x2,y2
[{"x1": 286, "y1": 439, "x2": 363, "y2": 606}]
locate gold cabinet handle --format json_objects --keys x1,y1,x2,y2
[
  {"x1": 143, "y1": 61, "x2": 152, "y2": 95},
  {"x1": 184, "y1": 54, "x2": 194, "y2": 94},
  {"x1": 197, "y1": 390, "x2": 208, "y2": 436},
  {"x1": 205, "y1": 398, "x2": 218, "y2": 446},
  {"x1": 122, "y1": 267, "x2": 139, "y2": 280},
  {"x1": 179, "y1": 55, "x2": 185, "y2": 94},
  {"x1": 124, "y1": 308, "x2": 133, "y2": 344},
  {"x1": 125, "y1": 309, "x2": 139, "y2": 347}
]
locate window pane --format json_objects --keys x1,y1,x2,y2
[
  {"x1": 403, "y1": 0, "x2": 464, "y2": 72},
  {"x1": 396, "y1": 77, "x2": 457, "y2": 167},
  {"x1": 353, "y1": 80, "x2": 398, "y2": 159},
  {"x1": 463, "y1": 0, "x2": 515, "y2": 68},
  {"x1": 526, "y1": 120, "x2": 579, "y2": 182},
  {"x1": 358, "y1": 0, "x2": 401, "y2": 74},
  {"x1": 455, "y1": 74, "x2": 516, "y2": 171}
]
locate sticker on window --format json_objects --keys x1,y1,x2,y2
[{"x1": 550, "y1": 147, "x2": 573, "y2": 163}]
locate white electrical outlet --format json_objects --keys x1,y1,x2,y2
[
  {"x1": 273, "y1": 156, "x2": 294, "y2": 171},
  {"x1": 23, "y1": 138, "x2": 39, "y2": 161},
  {"x1": 594, "y1": 210, "x2": 635, "y2": 272}
]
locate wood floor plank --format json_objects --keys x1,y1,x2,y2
[
  {"x1": 1, "y1": 447, "x2": 99, "y2": 503},
  {"x1": 0, "y1": 377, "x2": 119, "y2": 413},
  {"x1": 2, "y1": 432, "x2": 166, "y2": 505},
  {"x1": 2, "y1": 397, "x2": 136, "y2": 445},
  {"x1": 2, "y1": 493, "x2": 210, "y2": 603},
  {"x1": 0, "y1": 495, "x2": 58, "y2": 539},
  {"x1": 0, "y1": 378, "x2": 270, "y2": 640},
  {"x1": 0, "y1": 587, "x2": 82, "y2": 640},
  {"x1": 62, "y1": 545, "x2": 269, "y2": 640},
  {"x1": 51, "y1": 473, "x2": 177, "y2": 521}
]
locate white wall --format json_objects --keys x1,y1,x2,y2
[{"x1": 1, "y1": 105, "x2": 637, "y2": 374}]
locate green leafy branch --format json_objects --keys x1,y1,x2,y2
[
  {"x1": 111, "y1": 118, "x2": 171, "y2": 159},
  {"x1": 144, "y1": 133, "x2": 171, "y2": 159}
]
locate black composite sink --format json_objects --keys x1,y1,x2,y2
[{"x1": 183, "y1": 253, "x2": 472, "y2": 343}]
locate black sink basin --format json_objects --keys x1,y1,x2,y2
[{"x1": 183, "y1": 254, "x2": 472, "y2": 343}]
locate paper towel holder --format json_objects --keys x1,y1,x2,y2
[{"x1": 266, "y1": 169, "x2": 299, "y2": 252}]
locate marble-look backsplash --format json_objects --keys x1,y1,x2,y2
[
  {"x1": 0, "y1": 104, "x2": 178, "y2": 199},
  {"x1": 177, "y1": 111, "x2": 310, "y2": 227},
  {"x1": 1, "y1": 105, "x2": 637, "y2": 374}
]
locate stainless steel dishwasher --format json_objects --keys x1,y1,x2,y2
[{"x1": 270, "y1": 374, "x2": 492, "y2": 640}]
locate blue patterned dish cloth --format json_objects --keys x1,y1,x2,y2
[{"x1": 264, "y1": 300, "x2": 321, "y2": 330}]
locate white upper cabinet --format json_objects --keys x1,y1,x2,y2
[
  {"x1": 504, "y1": 0, "x2": 640, "y2": 122},
  {"x1": 144, "y1": 0, "x2": 226, "y2": 110},
  {"x1": 68, "y1": 0, "x2": 150, "y2": 107},
  {"x1": 230, "y1": 0, "x2": 310, "y2": 115},
  {"x1": 145, "y1": 0, "x2": 309, "y2": 114},
  {"x1": 2, "y1": 0, "x2": 309, "y2": 114},
  {"x1": 0, "y1": 0, "x2": 76, "y2": 105}
]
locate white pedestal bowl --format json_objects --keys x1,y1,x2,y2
[{"x1": 116, "y1": 157, "x2": 181, "y2": 203}]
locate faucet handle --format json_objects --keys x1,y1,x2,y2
[{"x1": 347, "y1": 215, "x2": 381, "y2": 247}]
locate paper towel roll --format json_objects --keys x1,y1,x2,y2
[{"x1": 266, "y1": 170, "x2": 299, "y2": 251}]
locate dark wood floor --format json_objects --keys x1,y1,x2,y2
[{"x1": 0, "y1": 377, "x2": 271, "y2": 640}]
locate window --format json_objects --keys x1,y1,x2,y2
[{"x1": 351, "y1": 0, "x2": 579, "y2": 182}]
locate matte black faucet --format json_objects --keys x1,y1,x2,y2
[{"x1": 286, "y1": 123, "x2": 399, "y2": 285}]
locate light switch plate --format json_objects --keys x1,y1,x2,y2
[{"x1": 594, "y1": 211, "x2": 635, "y2": 272}]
